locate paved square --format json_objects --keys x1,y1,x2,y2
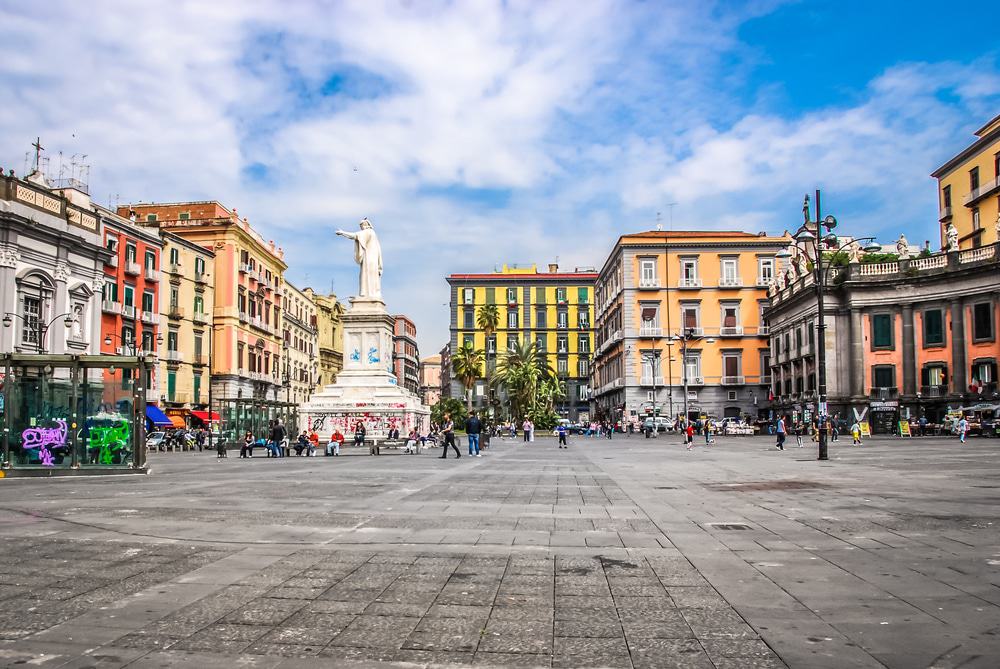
[{"x1": 1, "y1": 433, "x2": 998, "y2": 667}]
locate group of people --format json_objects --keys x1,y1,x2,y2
[{"x1": 773, "y1": 414, "x2": 865, "y2": 450}]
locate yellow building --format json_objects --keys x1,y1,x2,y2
[
  {"x1": 932, "y1": 114, "x2": 1000, "y2": 250},
  {"x1": 281, "y1": 281, "x2": 318, "y2": 405},
  {"x1": 156, "y1": 230, "x2": 215, "y2": 423},
  {"x1": 447, "y1": 263, "x2": 597, "y2": 420},
  {"x1": 592, "y1": 230, "x2": 790, "y2": 424},
  {"x1": 304, "y1": 288, "x2": 344, "y2": 388}
]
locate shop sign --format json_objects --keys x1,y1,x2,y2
[{"x1": 870, "y1": 400, "x2": 898, "y2": 412}]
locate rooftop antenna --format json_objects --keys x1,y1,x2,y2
[
  {"x1": 656, "y1": 211, "x2": 662, "y2": 231},
  {"x1": 667, "y1": 202, "x2": 678, "y2": 230}
]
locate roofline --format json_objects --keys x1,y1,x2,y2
[
  {"x1": 159, "y1": 229, "x2": 215, "y2": 258},
  {"x1": 123, "y1": 200, "x2": 234, "y2": 215},
  {"x1": 447, "y1": 273, "x2": 598, "y2": 282},
  {"x1": 931, "y1": 120, "x2": 1000, "y2": 178}
]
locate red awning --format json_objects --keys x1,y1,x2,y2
[{"x1": 190, "y1": 410, "x2": 220, "y2": 423}]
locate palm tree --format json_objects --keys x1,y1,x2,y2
[
  {"x1": 476, "y1": 304, "x2": 500, "y2": 340},
  {"x1": 538, "y1": 377, "x2": 566, "y2": 413},
  {"x1": 492, "y1": 339, "x2": 553, "y2": 421},
  {"x1": 451, "y1": 343, "x2": 484, "y2": 413}
]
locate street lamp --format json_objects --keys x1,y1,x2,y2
[
  {"x1": 776, "y1": 191, "x2": 880, "y2": 460},
  {"x1": 672, "y1": 328, "x2": 715, "y2": 432},
  {"x1": 4, "y1": 311, "x2": 75, "y2": 353}
]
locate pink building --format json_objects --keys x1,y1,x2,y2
[{"x1": 392, "y1": 314, "x2": 419, "y2": 394}]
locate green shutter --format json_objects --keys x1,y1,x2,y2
[
  {"x1": 578, "y1": 287, "x2": 588, "y2": 304},
  {"x1": 167, "y1": 372, "x2": 176, "y2": 402},
  {"x1": 193, "y1": 375, "x2": 201, "y2": 403}
]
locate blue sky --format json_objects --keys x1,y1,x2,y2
[{"x1": 2, "y1": 1, "x2": 999, "y2": 352}]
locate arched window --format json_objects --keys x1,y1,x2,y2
[{"x1": 15, "y1": 270, "x2": 55, "y2": 348}]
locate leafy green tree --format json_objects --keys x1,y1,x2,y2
[
  {"x1": 451, "y1": 344, "x2": 485, "y2": 412},
  {"x1": 491, "y1": 339, "x2": 554, "y2": 421},
  {"x1": 431, "y1": 397, "x2": 467, "y2": 428}
]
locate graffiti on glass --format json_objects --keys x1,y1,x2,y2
[{"x1": 22, "y1": 419, "x2": 67, "y2": 467}]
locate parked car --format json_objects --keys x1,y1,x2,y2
[{"x1": 146, "y1": 431, "x2": 166, "y2": 451}]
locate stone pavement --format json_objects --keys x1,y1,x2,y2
[{"x1": 0, "y1": 433, "x2": 999, "y2": 668}]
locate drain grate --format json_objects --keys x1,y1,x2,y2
[
  {"x1": 705, "y1": 480, "x2": 829, "y2": 492},
  {"x1": 705, "y1": 522, "x2": 752, "y2": 531}
]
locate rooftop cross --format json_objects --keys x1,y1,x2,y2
[{"x1": 31, "y1": 137, "x2": 44, "y2": 171}]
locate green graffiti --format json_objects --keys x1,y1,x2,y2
[{"x1": 89, "y1": 421, "x2": 130, "y2": 464}]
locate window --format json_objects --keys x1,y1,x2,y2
[
  {"x1": 167, "y1": 371, "x2": 176, "y2": 401},
  {"x1": 141, "y1": 330, "x2": 153, "y2": 353},
  {"x1": 720, "y1": 257, "x2": 739, "y2": 284},
  {"x1": 193, "y1": 374, "x2": 201, "y2": 403},
  {"x1": 923, "y1": 309, "x2": 944, "y2": 346},
  {"x1": 535, "y1": 287, "x2": 546, "y2": 304},
  {"x1": 535, "y1": 308, "x2": 547, "y2": 329},
  {"x1": 125, "y1": 244, "x2": 137, "y2": 264},
  {"x1": 773, "y1": 336, "x2": 780, "y2": 355},
  {"x1": 557, "y1": 358, "x2": 569, "y2": 375},
  {"x1": 995, "y1": 152, "x2": 1000, "y2": 178},
  {"x1": 578, "y1": 310, "x2": 589, "y2": 329},
  {"x1": 463, "y1": 334, "x2": 474, "y2": 348},
  {"x1": 577, "y1": 287, "x2": 588, "y2": 304},
  {"x1": 640, "y1": 304, "x2": 659, "y2": 333},
  {"x1": 681, "y1": 303, "x2": 700, "y2": 333},
  {"x1": 684, "y1": 354, "x2": 701, "y2": 380},
  {"x1": 194, "y1": 257, "x2": 205, "y2": 275},
  {"x1": 760, "y1": 352, "x2": 771, "y2": 377},
  {"x1": 973, "y1": 208, "x2": 981, "y2": 231},
  {"x1": 578, "y1": 358, "x2": 589, "y2": 377},
  {"x1": 536, "y1": 334, "x2": 546, "y2": 351},
  {"x1": 506, "y1": 334, "x2": 519, "y2": 351},
  {"x1": 462, "y1": 288, "x2": 474, "y2": 305},
  {"x1": 237, "y1": 344, "x2": 245, "y2": 370},
  {"x1": 557, "y1": 311, "x2": 568, "y2": 329},
  {"x1": 194, "y1": 335, "x2": 202, "y2": 358},
  {"x1": 557, "y1": 335, "x2": 568, "y2": 353},
  {"x1": 680, "y1": 258, "x2": 698, "y2": 284},
  {"x1": 485, "y1": 287, "x2": 495, "y2": 304},
  {"x1": 106, "y1": 235, "x2": 119, "y2": 252},
  {"x1": 921, "y1": 365, "x2": 947, "y2": 389},
  {"x1": 942, "y1": 185, "x2": 951, "y2": 209},
  {"x1": 21, "y1": 295, "x2": 41, "y2": 345},
  {"x1": 795, "y1": 328, "x2": 802, "y2": 349},
  {"x1": 872, "y1": 366, "x2": 895, "y2": 389},
  {"x1": 486, "y1": 336, "x2": 496, "y2": 353},
  {"x1": 578, "y1": 335, "x2": 590, "y2": 353},
  {"x1": 463, "y1": 307, "x2": 475, "y2": 329},
  {"x1": 758, "y1": 257, "x2": 774, "y2": 282},
  {"x1": 972, "y1": 359, "x2": 996, "y2": 387},
  {"x1": 970, "y1": 166, "x2": 980, "y2": 192},
  {"x1": 141, "y1": 291, "x2": 154, "y2": 312},
  {"x1": 123, "y1": 285, "x2": 135, "y2": 307},
  {"x1": 721, "y1": 303, "x2": 739, "y2": 333},
  {"x1": 144, "y1": 250, "x2": 156, "y2": 270},
  {"x1": 507, "y1": 287, "x2": 518, "y2": 304},
  {"x1": 103, "y1": 281, "x2": 118, "y2": 302},
  {"x1": 872, "y1": 314, "x2": 893, "y2": 349},
  {"x1": 722, "y1": 352, "x2": 741, "y2": 379},
  {"x1": 556, "y1": 287, "x2": 567, "y2": 304},
  {"x1": 146, "y1": 213, "x2": 157, "y2": 222},
  {"x1": 170, "y1": 286, "x2": 179, "y2": 309},
  {"x1": 507, "y1": 309, "x2": 519, "y2": 329},
  {"x1": 640, "y1": 259, "x2": 656, "y2": 286},
  {"x1": 194, "y1": 295, "x2": 204, "y2": 315},
  {"x1": 973, "y1": 302, "x2": 994, "y2": 341},
  {"x1": 169, "y1": 247, "x2": 179, "y2": 265},
  {"x1": 167, "y1": 331, "x2": 178, "y2": 352}
]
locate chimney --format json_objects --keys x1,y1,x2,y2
[{"x1": 548, "y1": 263, "x2": 559, "y2": 273}]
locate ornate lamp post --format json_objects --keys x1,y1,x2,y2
[
  {"x1": 671, "y1": 328, "x2": 715, "y2": 431},
  {"x1": 4, "y1": 311, "x2": 75, "y2": 353}
]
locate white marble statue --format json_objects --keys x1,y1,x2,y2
[
  {"x1": 848, "y1": 240, "x2": 862, "y2": 263},
  {"x1": 945, "y1": 221, "x2": 959, "y2": 252},
  {"x1": 336, "y1": 218, "x2": 383, "y2": 299},
  {"x1": 896, "y1": 234, "x2": 910, "y2": 259}
]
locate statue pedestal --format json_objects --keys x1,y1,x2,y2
[{"x1": 300, "y1": 297, "x2": 429, "y2": 441}]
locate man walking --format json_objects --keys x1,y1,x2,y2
[
  {"x1": 268, "y1": 419, "x2": 285, "y2": 458},
  {"x1": 775, "y1": 415, "x2": 786, "y2": 451},
  {"x1": 958, "y1": 415, "x2": 969, "y2": 443},
  {"x1": 557, "y1": 422, "x2": 568, "y2": 448},
  {"x1": 466, "y1": 411, "x2": 482, "y2": 457},
  {"x1": 439, "y1": 413, "x2": 461, "y2": 459}
]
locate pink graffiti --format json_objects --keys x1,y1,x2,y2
[{"x1": 22, "y1": 419, "x2": 67, "y2": 467}]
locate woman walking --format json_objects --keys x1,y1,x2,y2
[{"x1": 851, "y1": 420, "x2": 862, "y2": 446}]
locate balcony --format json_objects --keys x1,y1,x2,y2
[
  {"x1": 719, "y1": 326, "x2": 744, "y2": 336},
  {"x1": 121, "y1": 305, "x2": 136, "y2": 318},
  {"x1": 721, "y1": 375, "x2": 746, "y2": 385},
  {"x1": 193, "y1": 311, "x2": 209, "y2": 325},
  {"x1": 140, "y1": 311, "x2": 159, "y2": 326},
  {"x1": 101, "y1": 299, "x2": 121, "y2": 315},
  {"x1": 638, "y1": 278, "x2": 659, "y2": 288},
  {"x1": 167, "y1": 263, "x2": 183, "y2": 275},
  {"x1": 939, "y1": 206, "x2": 952, "y2": 221},
  {"x1": 757, "y1": 326, "x2": 770, "y2": 336},
  {"x1": 639, "y1": 326, "x2": 662, "y2": 337},
  {"x1": 124, "y1": 261, "x2": 141, "y2": 276},
  {"x1": 168, "y1": 306, "x2": 184, "y2": 320},
  {"x1": 195, "y1": 270, "x2": 209, "y2": 284},
  {"x1": 678, "y1": 278, "x2": 702, "y2": 288},
  {"x1": 239, "y1": 311, "x2": 248, "y2": 323},
  {"x1": 192, "y1": 354, "x2": 207, "y2": 366},
  {"x1": 719, "y1": 277, "x2": 743, "y2": 288},
  {"x1": 105, "y1": 255, "x2": 118, "y2": 268},
  {"x1": 239, "y1": 263, "x2": 251, "y2": 274},
  {"x1": 759, "y1": 375, "x2": 772, "y2": 386},
  {"x1": 144, "y1": 267, "x2": 160, "y2": 282},
  {"x1": 640, "y1": 376, "x2": 665, "y2": 386},
  {"x1": 919, "y1": 384, "x2": 947, "y2": 397},
  {"x1": 165, "y1": 350, "x2": 183, "y2": 363},
  {"x1": 756, "y1": 276, "x2": 772, "y2": 287},
  {"x1": 962, "y1": 176, "x2": 1000, "y2": 207},
  {"x1": 869, "y1": 386, "x2": 898, "y2": 400}
]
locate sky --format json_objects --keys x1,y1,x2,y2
[{"x1": 2, "y1": 0, "x2": 999, "y2": 353}]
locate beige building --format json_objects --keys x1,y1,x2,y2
[
  {"x1": 304, "y1": 288, "x2": 344, "y2": 389},
  {"x1": 157, "y1": 230, "x2": 215, "y2": 420},
  {"x1": 932, "y1": 114, "x2": 1000, "y2": 250},
  {"x1": 419, "y1": 354, "x2": 442, "y2": 406},
  {"x1": 282, "y1": 281, "x2": 318, "y2": 405}
]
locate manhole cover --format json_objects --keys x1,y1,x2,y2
[
  {"x1": 705, "y1": 480, "x2": 829, "y2": 492},
  {"x1": 705, "y1": 522, "x2": 752, "y2": 531}
]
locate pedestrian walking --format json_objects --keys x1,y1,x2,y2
[
  {"x1": 704, "y1": 420, "x2": 714, "y2": 445},
  {"x1": 326, "y1": 429, "x2": 344, "y2": 456},
  {"x1": 240, "y1": 431, "x2": 254, "y2": 458},
  {"x1": 267, "y1": 420, "x2": 285, "y2": 458},
  {"x1": 557, "y1": 422, "x2": 568, "y2": 448},
  {"x1": 794, "y1": 420, "x2": 803, "y2": 448},
  {"x1": 522, "y1": 419, "x2": 531, "y2": 443},
  {"x1": 775, "y1": 415, "x2": 786, "y2": 450},
  {"x1": 831, "y1": 414, "x2": 840, "y2": 442},
  {"x1": 465, "y1": 411, "x2": 482, "y2": 457},
  {"x1": 851, "y1": 420, "x2": 862, "y2": 445},
  {"x1": 685, "y1": 422, "x2": 695, "y2": 449},
  {"x1": 958, "y1": 416, "x2": 969, "y2": 443},
  {"x1": 439, "y1": 413, "x2": 461, "y2": 458}
]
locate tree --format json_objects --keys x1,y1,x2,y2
[
  {"x1": 491, "y1": 338, "x2": 554, "y2": 421},
  {"x1": 431, "y1": 397, "x2": 467, "y2": 428},
  {"x1": 476, "y1": 304, "x2": 500, "y2": 339},
  {"x1": 451, "y1": 343, "x2": 484, "y2": 412}
]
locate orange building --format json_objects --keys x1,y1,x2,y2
[
  {"x1": 592, "y1": 230, "x2": 789, "y2": 424},
  {"x1": 120, "y1": 202, "x2": 287, "y2": 422}
]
